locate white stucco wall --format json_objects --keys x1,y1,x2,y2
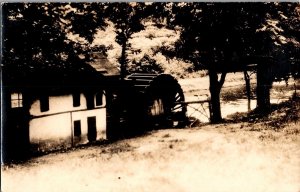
[
  {"x1": 30, "y1": 94, "x2": 88, "y2": 116},
  {"x1": 29, "y1": 93, "x2": 106, "y2": 152}
]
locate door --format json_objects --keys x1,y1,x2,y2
[{"x1": 87, "y1": 116, "x2": 97, "y2": 142}]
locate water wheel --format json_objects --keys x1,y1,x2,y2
[
  {"x1": 106, "y1": 73, "x2": 187, "y2": 140},
  {"x1": 127, "y1": 73, "x2": 187, "y2": 128}
]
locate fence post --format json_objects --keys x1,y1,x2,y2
[{"x1": 208, "y1": 99, "x2": 212, "y2": 123}]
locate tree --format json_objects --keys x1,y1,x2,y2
[
  {"x1": 160, "y1": 3, "x2": 247, "y2": 122},
  {"x1": 156, "y1": 2, "x2": 299, "y2": 121},
  {"x1": 106, "y1": 3, "x2": 147, "y2": 79},
  {"x1": 248, "y1": 3, "x2": 300, "y2": 111},
  {"x1": 2, "y1": 3, "x2": 109, "y2": 86}
]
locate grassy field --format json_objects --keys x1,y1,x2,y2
[{"x1": 2, "y1": 96, "x2": 300, "y2": 192}]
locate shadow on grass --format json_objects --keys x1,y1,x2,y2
[
  {"x1": 226, "y1": 94, "x2": 300, "y2": 129},
  {"x1": 2, "y1": 130, "x2": 155, "y2": 166}
]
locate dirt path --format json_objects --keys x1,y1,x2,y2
[{"x1": 2, "y1": 122, "x2": 300, "y2": 192}]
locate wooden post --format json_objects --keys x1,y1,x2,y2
[{"x1": 256, "y1": 61, "x2": 273, "y2": 112}]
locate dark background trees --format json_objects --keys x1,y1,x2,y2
[
  {"x1": 2, "y1": 3, "x2": 108, "y2": 85},
  {"x1": 2, "y1": 2, "x2": 299, "y2": 122},
  {"x1": 157, "y1": 2, "x2": 299, "y2": 122},
  {"x1": 105, "y1": 3, "x2": 147, "y2": 79}
]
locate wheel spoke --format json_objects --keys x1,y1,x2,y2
[
  {"x1": 172, "y1": 105, "x2": 184, "y2": 111},
  {"x1": 175, "y1": 93, "x2": 181, "y2": 101}
]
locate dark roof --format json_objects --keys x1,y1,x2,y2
[{"x1": 3, "y1": 60, "x2": 106, "y2": 94}]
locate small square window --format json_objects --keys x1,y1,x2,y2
[{"x1": 11, "y1": 93, "x2": 23, "y2": 108}]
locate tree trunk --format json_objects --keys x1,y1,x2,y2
[
  {"x1": 256, "y1": 62, "x2": 273, "y2": 113},
  {"x1": 244, "y1": 71, "x2": 251, "y2": 112},
  {"x1": 120, "y1": 41, "x2": 127, "y2": 80},
  {"x1": 208, "y1": 70, "x2": 226, "y2": 123},
  {"x1": 2, "y1": 80, "x2": 11, "y2": 163}
]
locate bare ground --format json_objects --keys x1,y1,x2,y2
[
  {"x1": 2, "y1": 120, "x2": 300, "y2": 192},
  {"x1": 2, "y1": 74, "x2": 300, "y2": 192}
]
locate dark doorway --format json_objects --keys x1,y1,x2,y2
[
  {"x1": 74, "y1": 120, "x2": 81, "y2": 137},
  {"x1": 7, "y1": 108, "x2": 30, "y2": 161},
  {"x1": 87, "y1": 116, "x2": 97, "y2": 142}
]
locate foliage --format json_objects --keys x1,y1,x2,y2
[
  {"x1": 160, "y1": 3, "x2": 299, "y2": 71},
  {"x1": 2, "y1": 3, "x2": 107, "y2": 85},
  {"x1": 153, "y1": 2, "x2": 300, "y2": 121},
  {"x1": 253, "y1": 3, "x2": 300, "y2": 81},
  {"x1": 105, "y1": 3, "x2": 147, "y2": 78},
  {"x1": 130, "y1": 54, "x2": 163, "y2": 74},
  {"x1": 3, "y1": 2, "x2": 299, "y2": 119}
]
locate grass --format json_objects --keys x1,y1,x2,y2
[
  {"x1": 227, "y1": 93, "x2": 300, "y2": 130},
  {"x1": 221, "y1": 85, "x2": 256, "y2": 102}
]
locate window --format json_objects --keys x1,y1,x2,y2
[
  {"x1": 40, "y1": 95, "x2": 49, "y2": 112},
  {"x1": 11, "y1": 93, "x2": 23, "y2": 108},
  {"x1": 73, "y1": 93, "x2": 81, "y2": 107},
  {"x1": 74, "y1": 120, "x2": 81, "y2": 137},
  {"x1": 86, "y1": 93, "x2": 94, "y2": 110},
  {"x1": 95, "y1": 92, "x2": 103, "y2": 106}
]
